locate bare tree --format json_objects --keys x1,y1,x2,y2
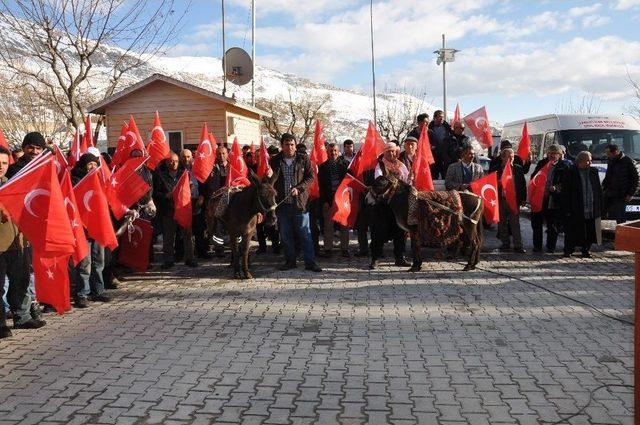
[
  {"x1": 555, "y1": 93, "x2": 602, "y2": 114},
  {"x1": 627, "y1": 72, "x2": 640, "y2": 122},
  {"x1": 0, "y1": 0, "x2": 189, "y2": 138},
  {"x1": 376, "y1": 85, "x2": 429, "y2": 141},
  {"x1": 257, "y1": 90, "x2": 334, "y2": 146}
]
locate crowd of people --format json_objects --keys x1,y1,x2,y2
[{"x1": 1, "y1": 110, "x2": 638, "y2": 339}]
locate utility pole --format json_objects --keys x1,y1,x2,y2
[
  {"x1": 369, "y1": 0, "x2": 377, "y2": 125},
  {"x1": 222, "y1": 0, "x2": 227, "y2": 97},
  {"x1": 434, "y1": 34, "x2": 459, "y2": 119},
  {"x1": 251, "y1": 0, "x2": 255, "y2": 106}
]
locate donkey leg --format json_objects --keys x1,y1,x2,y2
[
  {"x1": 242, "y1": 233, "x2": 253, "y2": 280},
  {"x1": 230, "y1": 235, "x2": 242, "y2": 279},
  {"x1": 409, "y1": 231, "x2": 422, "y2": 272}
]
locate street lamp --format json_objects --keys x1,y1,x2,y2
[{"x1": 433, "y1": 34, "x2": 459, "y2": 120}]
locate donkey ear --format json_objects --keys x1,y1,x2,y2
[{"x1": 248, "y1": 169, "x2": 260, "y2": 185}]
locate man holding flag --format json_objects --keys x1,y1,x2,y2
[
  {"x1": 497, "y1": 149, "x2": 527, "y2": 253},
  {"x1": 318, "y1": 143, "x2": 350, "y2": 258}
]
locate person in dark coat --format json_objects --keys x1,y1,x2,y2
[
  {"x1": 602, "y1": 143, "x2": 639, "y2": 223},
  {"x1": 497, "y1": 148, "x2": 527, "y2": 253},
  {"x1": 269, "y1": 133, "x2": 322, "y2": 272},
  {"x1": 318, "y1": 143, "x2": 350, "y2": 257},
  {"x1": 529, "y1": 144, "x2": 571, "y2": 253},
  {"x1": 202, "y1": 146, "x2": 230, "y2": 258},
  {"x1": 561, "y1": 151, "x2": 603, "y2": 258},
  {"x1": 6, "y1": 132, "x2": 46, "y2": 178},
  {"x1": 428, "y1": 110, "x2": 452, "y2": 179},
  {"x1": 489, "y1": 140, "x2": 531, "y2": 174},
  {"x1": 443, "y1": 122, "x2": 470, "y2": 170},
  {"x1": 398, "y1": 136, "x2": 417, "y2": 181}
]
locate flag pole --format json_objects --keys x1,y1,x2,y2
[
  {"x1": 369, "y1": 0, "x2": 377, "y2": 126},
  {"x1": 251, "y1": 0, "x2": 256, "y2": 106}
]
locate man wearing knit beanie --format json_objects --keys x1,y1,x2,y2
[{"x1": 6, "y1": 132, "x2": 46, "y2": 179}]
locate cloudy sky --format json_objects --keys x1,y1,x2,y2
[{"x1": 169, "y1": 0, "x2": 640, "y2": 123}]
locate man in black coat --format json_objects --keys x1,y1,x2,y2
[
  {"x1": 497, "y1": 148, "x2": 527, "y2": 253},
  {"x1": 318, "y1": 143, "x2": 350, "y2": 257},
  {"x1": 561, "y1": 151, "x2": 603, "y2": 257},
  {"x1": 6, "y1": 132, "x2": 46, "y2": 179},
  {"x1": 602, "y1": 143, "x2": 639, "y2": 223},
  {"x1": 428, "y1": 110, "x2": 452, "y2": 179},
  {"x1": 269, "y1": 133, "x2": 322, "y2": 272}
]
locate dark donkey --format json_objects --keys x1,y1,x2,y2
[
  {"x1": 367, "y1": 175, "x2": 483, "y2": 271},
  {"x1": 210, "y1": 172, "x2": 278, "y2": 279}
]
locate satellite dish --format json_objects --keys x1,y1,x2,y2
[{"x1": 222, "y1": 47, "x2": 253, "y2": 86}]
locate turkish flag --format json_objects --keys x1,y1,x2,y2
[
  {"x1": 256, "y1": 137, "x2": 271, "y2": 179},
  {"x1": 0, "y1": 129, "x2": 14, "y2": 165},
  {"x1": 517, "y1": 121, "x2": 531, "y2": 163},
  {"x1": 463, "y1": 106, "x2": 493, "y2": 148},
  {"x1": 125, "y1": 115, "x2": 146, "y2": 156},
  {"x1": 451, "y1": 103, "x2": 461, "y2": 128},
  {"x1": 68, "y1": 130, "x2": 83, "y2": 167},
  {"x1": 500, "y1": 161, "x2": 519, "y2": 215},
  {"x1": 53, "y1": 144, "x2": 69, "y2": 181},
  {"x1": 413, "y1": 125, "x2": 435, "y2": 191},
  {"x1": 61, "y1": 171, "x2": 89, "y2": 265},
  {"x1": 0, "y1": 159, "x2": 75, "y2": 256},
  {"x1": 118, "y1": 218, "x2": 153, "y2": 272},
  {"x1": 32, "y1": 253, "x2": 71, "y2": 314},
  {"x1": 332, "y1": 174, "x2": 366, "y2": 228},
  {"x1": 309, "y1": 120, "x2": 328, "y2": 200},
  {"x1": 249, "y1": 142, "x2": 255, "y2": 154},
  {"x1": 146, "y1": 111, "x2": 170, "y2": 171},
  {"x1": 193, "y1": 123, "x2": 216, "y2": 183},
  {"x1": 111, "y1": 122, "x2": 129, "y2": 169},
  {"x1": 173, "y1": 170, "x2": 192, "y2": 229},
  {"x1": 226, "y1": 137, "x2": 248, "y2": 186},
  {"x1": 73, "y1": 170, "x2": 118, "y2": 250},
  {"x1": 470, "y1": 172, "x2": 500, "y2": 224},
  {"x1": 84, "y1": 115, "x2": 94, "y2": 148},
  {"x1": 349, "y1": 121, "x2": 385, "y2": 178},
  {"x1": 528, "y1": 161, "x2": 551, "y2": 213},
  {"x1": 104, "y1": 156, "x2": 150, "y2": 219}
]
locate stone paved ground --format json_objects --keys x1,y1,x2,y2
[{"x1": 0, "y1": 221, "x2": 635, "y2": 424}]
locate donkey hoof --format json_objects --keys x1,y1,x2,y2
[
  {"x1": 408, "y1": 265, "x2": 422, "y2": 272},
  {"x1": 233, "y1": 271, "x2": 243, "y2": 279},
  {"x1": 243, "y1": 271, "x2": 253, "y2": 280},
  {"x1": 463, "y1": 265, "x2": 476, "y2": 271}
]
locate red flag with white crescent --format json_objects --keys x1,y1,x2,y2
[
  {"x1": 193, "y1": 123, "x2": 217, "y2": 183},
  {"x1": 124, "y1": 115, "x2": 146, "y2": 155},
  {"x1": 53, "y1": 144, "x2": 69, "y2": 181},
  {"x1": 173, "y1": 170, "x2": 192, "y2": 229},
  {"x1": 348, "y1": 122, "x2": 385, "y2": 178},
  {"x1": 73, "y1": 169, "x2": 118, "y2": 250},
  {"x1": 528, "y1": 161, "x2": 551, "y2": 213},
  {"x1": 517, "y1": 121, "x2": 531, "y2": 163},
  {"x1": 463, "y1": 106, "x2": 493, "y2": 148},
  {"x1": 226, "y1": 137, "x2": 248, "y2": 186},
  {"x1": 61, "y1": 171, "x2": 89, "y2": 265},
  {"x1": 32, "y1": 253, "x2": 71, "y2": 314},
  {"x1": 118, "y1": 218, "x2": 153, "y2": 272},
  {"x1": 68, "y1": 130, "x2": 82, "y2": 166},
  {"x1": 308, "y1": 120, "x2": 328, "y2": 200},
  {"x1": 470, "y1": 171, "x2": 499, "y2": 224},
  {"x1": 500, "y1": 161, "x2": 519, "y2": 215},
  {"x1": 256, "y1": 137, "x2": 271, "y2": 179},
  {"x1": 111, "y1": 122, "x2": 129, "y2": 168},
  {"x1": 413, "y1": 125, "x2": 435, "y2": 191},
  {"x1": 0, "y1": 158, "x2": 75, "y2": 256},
  {"x1": 332, "y1": 174, "x2": 366, "y2": 228},
  {"x1": 146, "y1": 111, "x2": 170, "y2": 170}
]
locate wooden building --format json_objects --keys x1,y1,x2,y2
[{"x1": 88, "y1": 73, "x2": 269, "y2": 153}]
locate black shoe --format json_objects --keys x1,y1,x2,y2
[
  {"x1": 355, "y1": 250, "x2": 369, "y2": 257},
  {"x1": 563, "y1": 252, "x2": 572, "y2": 258},
  {"x1": 545, "y1": 247, "x2": 555, "y2": 254},
  {"x1": 532, "y1": 247, "x2": 542, "y2": 253},
  {"x1": 89, "y1": 294, "x2": 111, "y2": 303},
  {"x1": 104, "y1": 280, "x2": 119, "y2": 290},
  {"x1": 0, "y1": 326, "x2": 12, "y2": 338},
  {"x1": 369, "y1": 260, "x2": 378, "y2": 270},
  {"x1": 514, "y1": 248, "x2": 526, "y2": 254},
  {"x1": 185, "y1": 260, "x2": 199, "y2": 267},
  {"x1": 74, "y1": 298, "x2": 89, "y2": 309},
  {"x1": 499, "y1": 244, "x2": 511, "y2": 252},
  {"x1": 41, "y1": 304, "x2": 56, "y2": 314},
  {"x1": 394, "y1": 258, "x2": 411, "y2": 267},
  {"x1": 341, "y1": 250, "x2": 351, "y2": 258},
  {"x1": 161, "y1": 262, "x2": 175, "y2": 270},
  {"x1": 581, "y1": 251, "x2": 591, "y2": 258},
  {"x1": 198, "y1": 252, "x2": 213, "y2": 259},
  {"x1": 322, "y1": 250, "x2": 333, "y2": 258},
  {"x1": 305, "y1": 263, "x2": 322, "y2": 272},
  {"x1": 14, "y1": 318, "x2": 46, "y2": 329},
  {"x1": 279, "y1": 262, "x2": 297, "y2": 271},
  {"x1": 272, "y1": 246, "x2": 280, "y2": 255}
]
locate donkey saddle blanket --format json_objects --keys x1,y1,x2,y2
[{"x1": 407, "y1": 189, "x2": 464, "y2": 246}]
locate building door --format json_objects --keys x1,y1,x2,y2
[{"x1": 167, "y1": 131, "x2": 183, "y2": 153}]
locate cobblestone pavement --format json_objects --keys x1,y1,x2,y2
[{"x1": 0, "y1": 221, "x2": 635, "y2": 424}]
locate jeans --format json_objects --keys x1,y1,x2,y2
[
  {"x1": 0, "y1": 250, "x2": 32, "y2": 326},
  {"x1": 276, "y1": 203, "x2": 316, "y2": 266},
  {"x1": 71, "y1": 239, "x2": 105, "y2": 300}
]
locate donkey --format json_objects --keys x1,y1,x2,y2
[
  {"x1": 208, "y1": 172, "x2": 278, "y2": 279},
  {"x1": 367, "y1": 175, "x2": 483, "y2": 271}
]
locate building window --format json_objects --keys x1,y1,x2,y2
[{"x1": 167, "y1": 131, "x2": 183, "y2": 153}]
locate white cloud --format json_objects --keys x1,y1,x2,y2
[
  {"x1": 581, "y1": 15, "x2": 611, "y2": 27},
  {"x1": 568, "y1": 3, "x2": 601, "y2": 17},
  {"x1": 380, "y1": 36, "x2": 640, "y2": 102},
  {"x1": 614, "y1": 0, "x2": 640, "y2": 10}
]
